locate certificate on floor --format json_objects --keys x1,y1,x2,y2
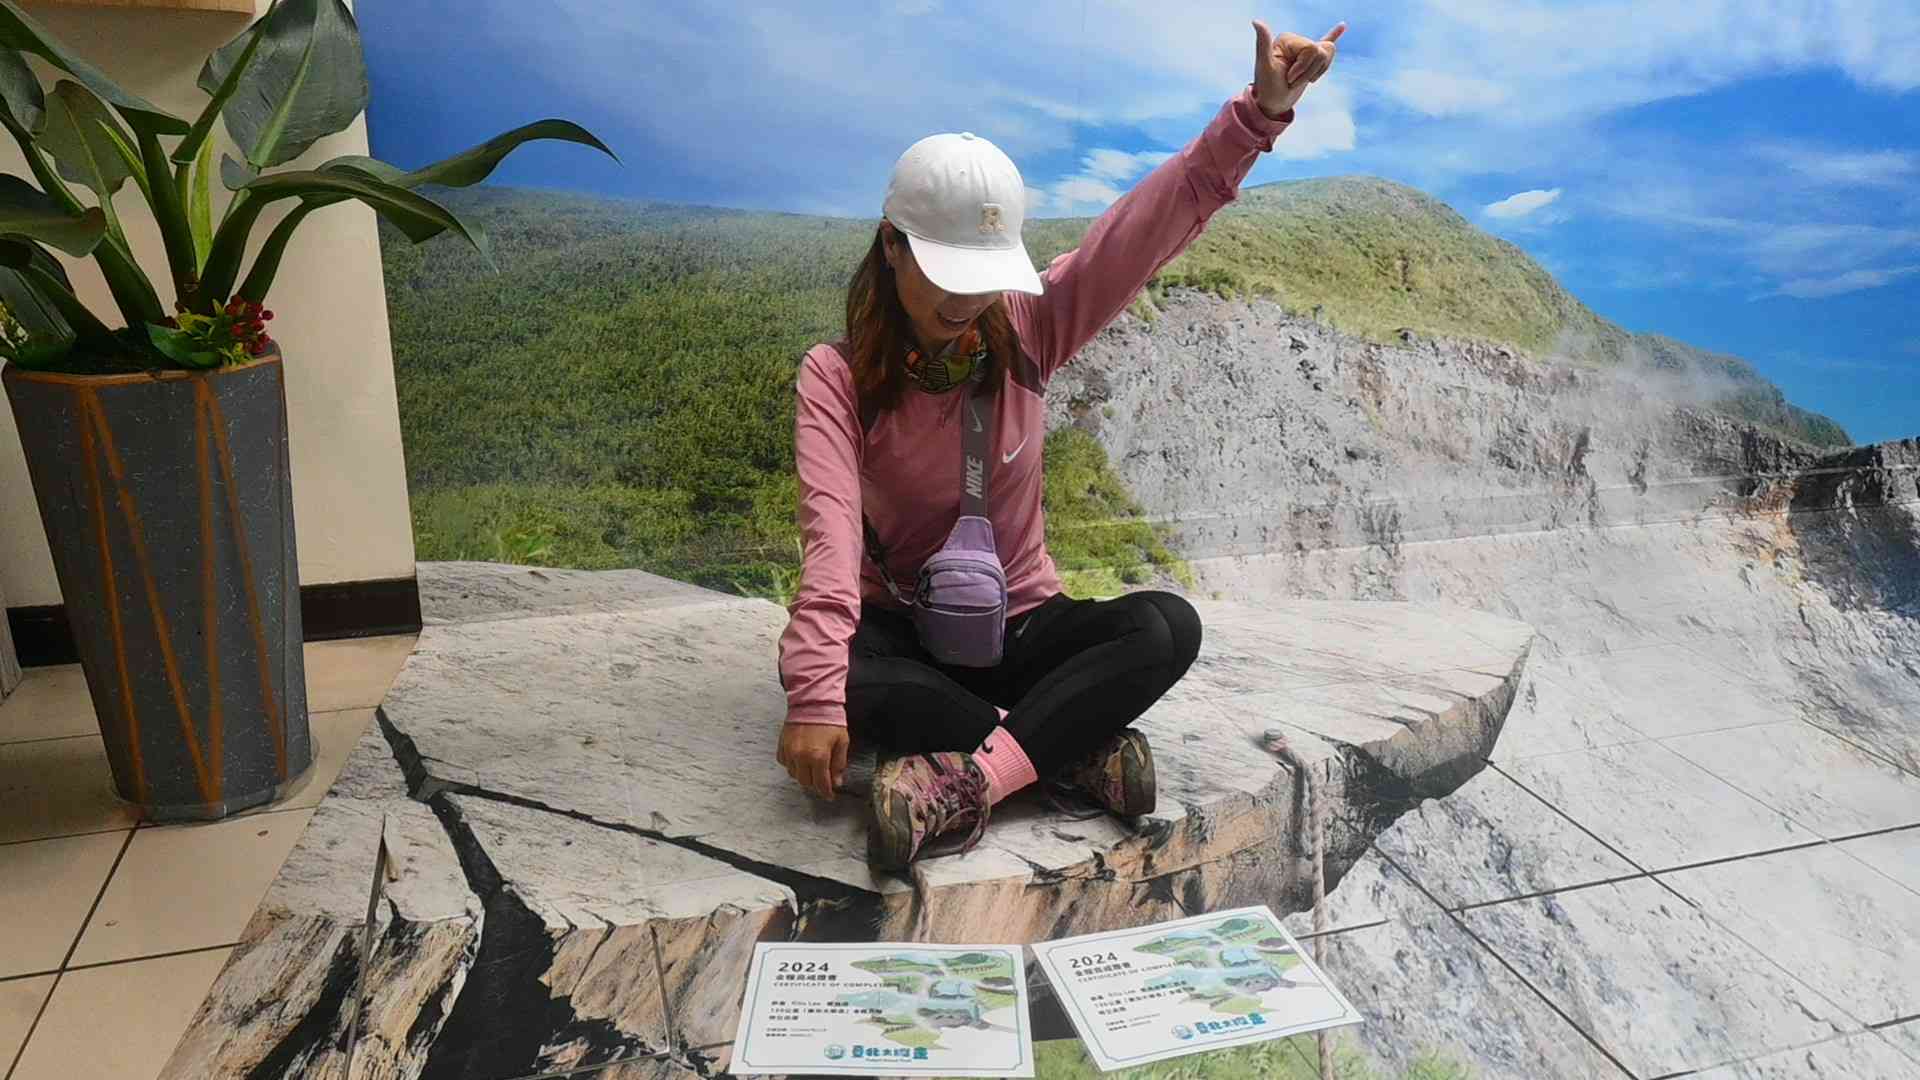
[
  {"x1": 1032, "y1": 906, "x2": 1362, "y2": 1072},
  {"x1": 728, "y1": 942, "x2": 1036, "y2": 1077}
]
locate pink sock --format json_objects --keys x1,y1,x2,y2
[{"x1": 973, "y1": 726, "x2": 1038, "y2": 805}]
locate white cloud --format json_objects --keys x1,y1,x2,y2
[
  {"x1": 1266, "y1": 80, "x2": 1358, "y2": 161},
  {"x1": 1387, "y1": 69, "x2": 1510, "y2": 117},
  {"x1": 489, "y1": 0, "x2": 1353, "y2": 216},
  {"x1": 439, "y1": 0, "x2": 1916, "y2": 310},
  {"x1": 1596, "y1": 167, "x2": 1920, "y2": 287},
  {"x1": 1747, "y1": 225, "x2": 1920, "y2": 276},
  {"x1": 1484, "y1": 188, "x2": 1564, "y2": 221},
  {"x1": 1046, "y1": 176, "x2": 1129, "y2": 215},
  {"x1": 1604, "y1": 263, "x2": 1695, "y2": 290},
  {"x1": 1080, "y1": 148, "x2": 1175, "y2": 183},
  {"x1": 1029, "y1": 81, "x2": 1362, "y2": 218},
  {"x1": 1358, "y1": 0, "x2": 1920, "y2": 128},
  {"x1": 1754, "y1": 143, "x2": 1916, "y2": 187},
  {"x1": 1769, "y1": 265, "x2": 1920, "y2": 299}
]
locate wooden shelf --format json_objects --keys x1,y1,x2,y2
[{"x1": 20, "y1": 0, "x2": 256, "y2": 14}]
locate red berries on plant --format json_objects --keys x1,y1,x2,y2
[{"x1": 186, "y1": 296, "x2": 276, "y2": 364}]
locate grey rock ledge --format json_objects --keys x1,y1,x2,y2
[{"x1": 161, "y1": 561, "x2": 1533, "y2": 1080}]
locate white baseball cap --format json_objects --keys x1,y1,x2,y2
[{"x1": 883, "y1": 131, "x2": 1045, "y2": 297}]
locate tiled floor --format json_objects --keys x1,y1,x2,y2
[{"x1": 0, "y1": 634, "x2": 416, "y2": 1080}]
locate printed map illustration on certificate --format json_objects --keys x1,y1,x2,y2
[
  {"x1": 728, "y1": 943, "x2": 1035, "y2": 1077},
  {"x1": 1034, "y1": 906, "x2": 1362, "y2": 1072}
]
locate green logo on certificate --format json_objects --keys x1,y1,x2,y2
[
  {"x1": 1035, "y1": 906, "x2": 1362, "y2": 1073},
  {"x1": 729, "y1": 944, "x2": 1034, "y2": 1077}
]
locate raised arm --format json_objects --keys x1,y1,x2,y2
[{"x1": 1011, "y1": 21, "x2": 1345, "y2": 381}]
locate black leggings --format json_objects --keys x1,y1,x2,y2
[{"x1": 845, "y1": 591, "x2": 1203, "y2": 776}]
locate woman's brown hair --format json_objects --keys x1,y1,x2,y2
[{"x1": 844, "y1": 224, "x2": 1020, "y2": 418}]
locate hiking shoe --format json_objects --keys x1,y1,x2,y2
[
  {"x1": 868, "y1": 752, "x2": 991, "y2": 871},
  {"x1": 1055, "y1": 728, "x2": 1157, "y2": 816}
]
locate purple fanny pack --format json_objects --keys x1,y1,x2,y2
[
  {"x1": 864, "y1": 378, "x2": 1008, "y2": 668},
  {"x1": 912, "y1": 515, "x2": 1007, "y2": 666}
]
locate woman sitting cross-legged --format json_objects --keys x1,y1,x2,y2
[{"x1": 776, "y1": 19, "x2": 1346, "y2": 871}]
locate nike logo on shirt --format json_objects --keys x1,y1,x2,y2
[{"x1": 1002, "y1": 436, "x2": 1029, "y2": 465}]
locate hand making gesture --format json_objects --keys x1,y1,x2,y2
[{"x1": 1252, "y1": 20, "x2": 1346, "y2": 119}]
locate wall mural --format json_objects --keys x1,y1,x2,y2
[{"x1": 356, "y1": 2, "x2": 1920, "y2": 1076}]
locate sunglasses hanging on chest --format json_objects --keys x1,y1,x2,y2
[{"x1": 904, "y1": 326, "x2": 990, "y2": 393}]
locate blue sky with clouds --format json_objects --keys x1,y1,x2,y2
[{"x1": 361, "y1": 0, "x2": 1919, "y2": 444}]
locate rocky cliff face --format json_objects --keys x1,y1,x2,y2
[
  {"x1": 1048, "y1": 292, "x2": 1918, "y2": 753},
  {"x1": 1048, "y1": 289, "x2": 1920, "y2": 1077},
  {"x1": 1050, "y1": 294, "x2": 1834, "y2": 564}
]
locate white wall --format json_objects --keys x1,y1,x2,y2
[{"x1": 0, "y1": 1, "x2": 416, "y2": 607}]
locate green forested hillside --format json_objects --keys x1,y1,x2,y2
[
  {"x1": 380, "y1": 177, "x2": 1846, "y2": 598},
  {"x1": 383, "y1": 189, "x2": 1179, "y2": 598}
]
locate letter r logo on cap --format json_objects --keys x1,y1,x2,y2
[{"x1": 979, "y1": 203, "x2": 1004, "y2": 234}]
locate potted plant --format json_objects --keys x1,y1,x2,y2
[{"x1": 0, "y1": 0, "x2": 611, "y2": 819}]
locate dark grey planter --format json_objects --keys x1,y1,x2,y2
[{"x1": 4, "y1": 353, "x2": 312, "y2": 820}]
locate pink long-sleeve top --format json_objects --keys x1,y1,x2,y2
[{"x1": 778, "y1": 88, "x2": 1294, "y2": 727}]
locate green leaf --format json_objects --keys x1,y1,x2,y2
[
  {"x1": 241, "y1": 120, "x2": 614, "y2": 300},
  {"x1": 243, "y1": 168, "x2": 489, "y2": 254},
  {"x1": 0, "y1": 172, "x2": 105, "y2": 256},
  {"x1": 136, "y1": 126, "x2": 198, "y2": 310},
  {"x1": 3, "y1": 108, "x2": 86, "y2": 214},
  {"x1": 40, "y1": 81, "x2": 140, "y2": 201},
  {"x1": 189, "y1": 136, "x2": 214, "y2": 269},
  {"x1": 97, "y1": 114, "x2": 151, "y2": 204},
  {"x1": 0, "y1": 336, "x2": 72, "y2": 369},
  {"x1": 0, "y1": 238, "x2": 73, "y2": 347},
  {"x1": 0, "y1": 235, "x2": 70, "y2": 290},
  {"x1": 197, "y1": 190, "x2": 261, "y2": 307},
  {"x1": 0, "y1": 254, "x2": 114, "y2": 348},
  {"x1": 202, "y1": 0, "x2": 366, "y2": 170},
  {"x1": 0, "y1": 1, "x2": 185, "y2": 134},
  {"x1": 209, "y1": 168, "x2": 493, "y2": 308},
  {"x1": 321, "y1": 119, "x2": 617, "y2": 190},
  {"x1": 314, "y1": 156, "x2": 399, "y2": 184},
  {"x1": 146, "y1": 322, "x2": 222, "y2": 368},
  {"x1": 0, "y1": 46, "x2": 41, "y2": 133},
  {"x1": 1, "y1": 110, "x2": 161, "y2": 326},
  {"x1": 221, "y1": 153, "x2": 258, "y2": 192},
  {"x1": 234, "y1": 197, "x2": 315, "y2": 303},
  {"x1": 173, "y1": 2, "x2": 273, "y2": 165}
]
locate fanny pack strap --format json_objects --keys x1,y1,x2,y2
[
  {"x1": 863, "y1": 517, "x2": 907, "y2": 605},
  {"x1": 862, "y1": 372, "x2": 995, "y2": 604},
  {"x1": 958, "y1": 376, "x2": 993, "y2": 517}
]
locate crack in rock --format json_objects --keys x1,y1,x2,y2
[
  {"x1": 377, "y1": 708, "x2": 878, "y2": 923},
  {"x1": 416, "y1": 793, "x2": 662, "y2": 1080}
]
